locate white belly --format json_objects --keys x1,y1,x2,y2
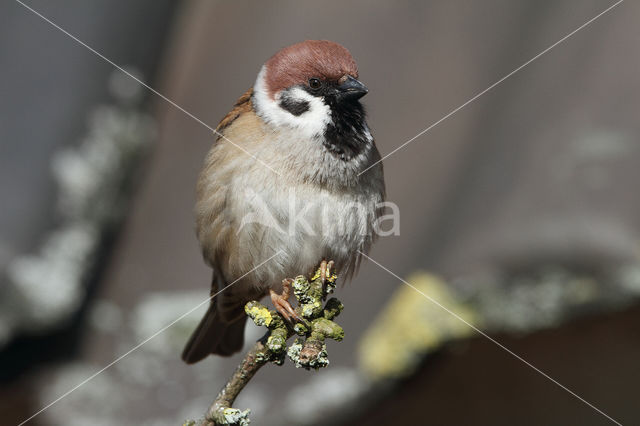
[{"x1": 228, "y1": 181, "x2": 380, "y2": 289}]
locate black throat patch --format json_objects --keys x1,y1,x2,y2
[{"x1": 322, "y1": 97, "x2": 370, "y2": 160}]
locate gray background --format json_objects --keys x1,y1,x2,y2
[{"x1": 1, "y1": 1, "x2": 639, "y2": 425}]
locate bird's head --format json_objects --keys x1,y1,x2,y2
[{"x1": 253, "y1": 40, "x2": 369, "y2": 144}]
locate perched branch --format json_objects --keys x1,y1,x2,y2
[{"x1": 186, "y1": 262, "x2": 344, "y2": 426}]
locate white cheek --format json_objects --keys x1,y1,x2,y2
[{"x1": 253, "y1": 66, "x2": 332, "y2": 139}]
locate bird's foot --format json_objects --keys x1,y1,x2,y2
[
  {"x1": 270, "y1": 278, "x2": 303, "y2": 323},
  {"x1": 319, "y1": 260, "x2": 335, "y2": 293}
]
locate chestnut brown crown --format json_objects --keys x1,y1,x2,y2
[{"x1": 263, "y1": 40, "x2": 359, "y2": 99}]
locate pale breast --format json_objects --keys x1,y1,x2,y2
[{"x1": 196, "y1": 109, "x2": 384, "y2": 294}]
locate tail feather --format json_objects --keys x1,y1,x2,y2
[{"x1": 181, "y1": 304, "x2": 247, "y2": 363}]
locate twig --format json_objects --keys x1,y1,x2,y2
[
  {"x1": 186, "y1": 263, "x2": 344, "y2": 426},
  {"x1": 195, "y1": 339, "x2": 270, "y2": 426}
]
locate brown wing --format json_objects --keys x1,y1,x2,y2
[
  {"x1": 215, "y1": 88, "x2": 254, "y2": 134},
  {"x1": 183, "y1": 88, "x2": 256, "y2": 363}
]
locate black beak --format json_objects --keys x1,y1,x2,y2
[{"x1": 336, "y1": 75, "x2": 368, "y2": 101}]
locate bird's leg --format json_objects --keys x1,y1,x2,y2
[
  {"x1": 319, "y1": 260, "x2": 335, "y2": 293},
  {"x1": 270, "y1": 278, "x2": 303, "y2": 323}
]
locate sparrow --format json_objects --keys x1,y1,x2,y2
[{"x1": 182, "y1": 40, "x2": 385, "y2": 363}]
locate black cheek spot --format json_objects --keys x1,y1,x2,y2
[{"x1": 279, "y1": 97, "x2": 310, "y2": 116}]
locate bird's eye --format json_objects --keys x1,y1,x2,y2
[{"x1": 308, "y1": 78, "x2": 322, "y2": 90}]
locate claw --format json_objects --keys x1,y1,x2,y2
[
  {"x1": 270, "y1": 278, "x2": 303, "y2": 323},
  {"x1": 319, "y1": 260, "x2": 335, "y2": 293},
  {"x1": 320, "y1": 260, "x2": 327, "y2": 284}
]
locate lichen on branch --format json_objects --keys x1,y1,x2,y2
[{"x1": 189, "y1": 262, "x2": 344, "y2": 426}]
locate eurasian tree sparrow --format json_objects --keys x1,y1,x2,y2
[{"x1": 182, "y1": 40, "x2": 385, "y2": 363}]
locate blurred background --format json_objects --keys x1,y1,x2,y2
[{"x1": 1, "y1": 1, "x2": 639, "y2": 425}]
